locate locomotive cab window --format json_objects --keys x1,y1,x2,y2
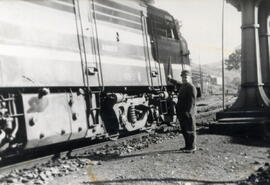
[
  {"x1": 166, "y1": 22, "x2": 178, "y2": 40},
  {"x1": 148, "y1": 17, "x2": 178, "y2": 40}
]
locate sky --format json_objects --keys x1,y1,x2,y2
[{"x1": 154, "y1": 0, "x2": 241, "y2": 65}]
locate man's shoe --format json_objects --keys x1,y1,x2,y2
[
  {"x1": 184, "y1": 147, "x2": 196, "y2": 153},
  {"x1": 179, "y1": 147, "x2": 188, "y2": 151}
]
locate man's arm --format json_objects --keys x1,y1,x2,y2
[
  {"x1": 168, "y1": 75, "x2": 182, "y2": 86},
  {"x1": 186, "y1": 84, "x2": 197, "y2": 113}
]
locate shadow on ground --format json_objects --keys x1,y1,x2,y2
[
  {"x1": 81, "y1": 149, "x2": 182, "y2": 162},
  {"x1": 82, "y1": 177, "x2": 245, "y2": 185},
  {"x1": 197, "y1": 127, "x2": 270, "y2": 148}
]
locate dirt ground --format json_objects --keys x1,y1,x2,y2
[
  {"x1": 49, "y1": 131, "x2": 270, "y2": 185},
  {"x1": 1, "y1": 95, "x2": 269, "y2": 185}
]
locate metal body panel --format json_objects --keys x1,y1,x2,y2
[
  {"x1": 90, "y1": 0, "x2": 155, "y2": 87},
  {"x1": 85, "y1": 124, "x2": 106, "y2": 139},
  {"x1": 67, "y1": 93, "x2": 88, "y2": 140},
  {"x1": 97, "y1": 58, "x2": 150, "y2": 86},
  {"x1": 22, "y1": 93, "x2": 87, "y2": 148},
  {"x1": 74, "y1": 0, "x2": 101, "y2": 88},
  {"x1": 0, "y1": 56, "x2": 84, "y2": 87},
  {"x1": 155, "y1": 39, "x2": 181, "y2": 64},
  {"x1": 0, "y1": 1, "x2": 84, "y2": 87},
  {"x1": 84, "y1": 93, "x2": 106, "y2": 138}
]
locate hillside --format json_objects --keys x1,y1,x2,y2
[{"x1": 191, "y1": 62, "x2": 241, "y2": 94}]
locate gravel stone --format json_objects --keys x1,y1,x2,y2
[
  {"x1": 6, "y1": 178, "x2": 18, "y2": 183},
  {"x1": 34, "y1": 179, "x2": 45, "y2": 185}
]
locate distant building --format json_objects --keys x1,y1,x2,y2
[
  {"x1": 210, "y1": 75, "x2": 222, "y2": 85},
  {"x1": 192, "y1": 70, "x2": 211, "y2": 94}
]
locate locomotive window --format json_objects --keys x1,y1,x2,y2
[
  {"x1": 165, "y1": 21, "x2": 178, "y2": 39},
  {"x1": 167, "y1": 28, "x2": 177, "y2": 39},
  {"x1": 148, "y1": 16, "x2": 178, "y2": 40},
  {"x1": 166, "y1": 28, "x2": 172, "y2": 38},
  {"x1": 154, "y1": 21, "x2": 176, "y2": 39},
  {"x1": 155, "y1": 27, "x2": 167, "y2": 37},
  {"x1": 171, "y1": 28, "x2": 178, "y2": 40}
]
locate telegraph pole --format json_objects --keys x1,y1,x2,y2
[
  {"x1": 221, "y1": 0, "x2": 225, "y2": 110},
  {"x1": 199, "y1": 55, "x2": 203, "y2": 94}
]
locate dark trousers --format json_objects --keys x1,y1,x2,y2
[{"x1": 177, "y1": 112, "x2": 196, "y2": 149}]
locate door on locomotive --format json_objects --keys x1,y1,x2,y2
[
  {"x1": 74, "y1": 0, "x2": 105, "y2": 138},
  {"x1": 85, "y1": 0, "x2": 152, "y2": 88},
  {"x1": 76, "y1": 0, "x2": 159, "y2": 137}
]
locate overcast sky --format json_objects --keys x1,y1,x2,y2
[{"x1": 154, "y1": 0, "x2": 241, "y2": 65}]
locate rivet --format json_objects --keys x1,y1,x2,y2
[
  {"x1": 68, "y1": 99, "x2": 73, "y2": 106},
  {"x1": 72, "y1": 113, "x2": 78, "y2": 121},
  {"x1": 61, "y1": 130, "x2": 65, "y2": 135},
  {"x1": 29, "y1": 117, "x2": 36, "y2": 126},
  {"x1": 40, "y1": 133, "x2": 44, "y2": 139}
]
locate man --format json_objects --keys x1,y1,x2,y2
[{"x1": 168, "y1": 70, "x2": 197, "y2": 153}]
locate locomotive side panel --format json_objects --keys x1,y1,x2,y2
[
  {"x1": 22, "y1": 93, "x2": 73, "y2": 148},
  {"x1": 91, "y1": 0, "x2": 152, "y2": 87},
  {"x1": 0, "y1": 0, "x2": 84, "y2": 87},
  {"x1": 21, "y1": 91, "x2": 103, "y2": 149}
]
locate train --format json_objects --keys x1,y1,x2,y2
[{"x1": 0, "y1": 0, "x2": 192, "y2": 155}]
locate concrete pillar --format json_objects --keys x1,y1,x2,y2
[
  {"x1": 213, "y1": 0, "x2": 270, "y2": 137},
  {"x1": 231, "y1": 0, "x2": 270, "y2": 111},
  {"x1": 259, "y1": 1, "x2": 270, "y2": 96}
]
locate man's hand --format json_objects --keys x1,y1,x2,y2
[
  {"x1": 180, "y1": 112, "x2": 191, "y2": 119},
  {"x1": 168, "y1": 74, "x2": 172, "y2": 80},
  {"x1": 185, "y1": 112, "x2": 191, "y2": 118}
]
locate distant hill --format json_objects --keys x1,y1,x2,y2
[
  {"x1": 191, "y1": 62, "x2": 240, "y2": 80},
  {"x1": 191, "y1": 62, "x2": 241, "y2": 94}
]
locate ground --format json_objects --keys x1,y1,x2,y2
[
  {"x1": 49, "y1": 131, "x2": 270, "y2": 185},
  {"x1": 1, "y1": 95, "x2": 269, "y2": 185}
]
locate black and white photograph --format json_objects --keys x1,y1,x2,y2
[{"x1": 0, "y1": 0, "x2": 269, "y2": 184}]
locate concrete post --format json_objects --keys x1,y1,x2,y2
[
  {"x1": 230, "y1": 0, "x2": 270, "y2": 111},
  {"x1": 213, "y1": 0, "x2": 270, "y2": 137},
  {"x1": 258, "y1": 1, "x2": 270, "y2": 97}
]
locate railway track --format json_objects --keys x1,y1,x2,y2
[
  {"x1": 0, "y1": 132, "x2": 149, "y2": 176},
  {"x1": 0, "y1": 96, "x2": 233, "y2": 173},
  {"x1": 0, "y1": 96, "x2": 235, "y2": 185}
]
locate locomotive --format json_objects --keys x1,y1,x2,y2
[{"x1": 0, "y1": 0, "x2": 191, "y2": 155}]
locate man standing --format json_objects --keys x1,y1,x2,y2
[{"x1": 168, "y1": 70, "x2": 197, "y2": 153}]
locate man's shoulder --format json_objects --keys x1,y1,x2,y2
[
  {"x1": 171, "y1": 78, "x2": 182, "y2": 85},
  {"x1": 186, "y1": 82, "x2": 195, "y2": 88},
  {"x1": 186, "y1": 83, "x2": 197, "y2": 92}
]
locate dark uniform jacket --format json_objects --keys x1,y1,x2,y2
[{"x1": 169, "y1": 78, "x2": 197, "y2": 116}]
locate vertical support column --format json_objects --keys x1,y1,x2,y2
[
  {"x1": 214, "y1": 0, "x2": 270, "y2": 137},
  {"x1": 231, "y1": 0, "x2": 270, "y2": 111},
  {"x1": 259, "y1": 1, "x2": 270, "y2": 96}
]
